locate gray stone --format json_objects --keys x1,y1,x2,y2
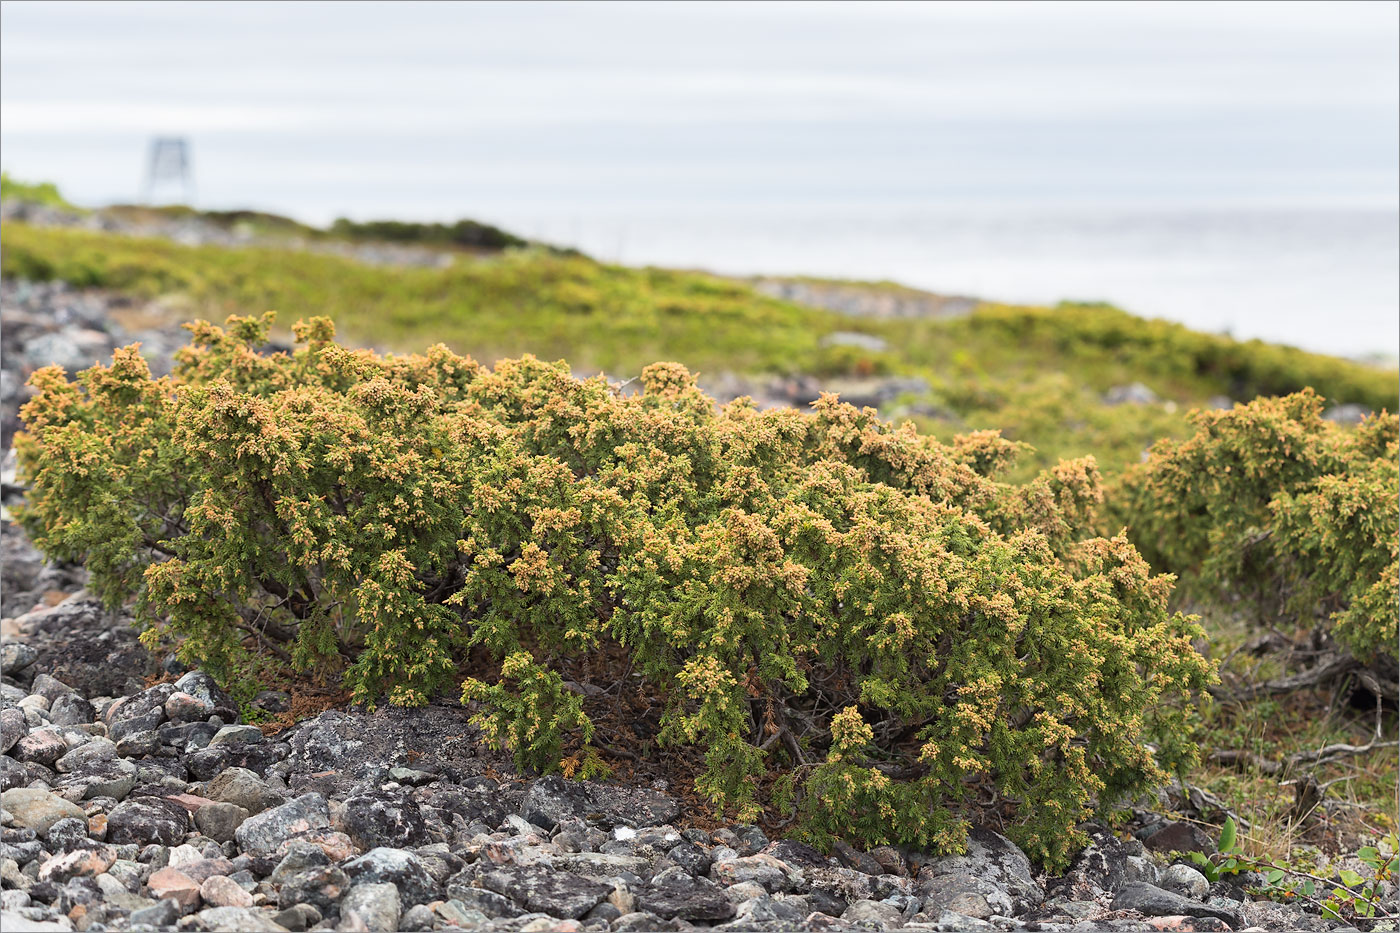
[
  {"x1": 520, "y1": 774, "x2": 679, "y2": 831},
  {"x1": 57, "y1": 758, "x2": 138, "y2": 801},
  {"x1": 27, "y1": 674, "x2": 75, "y2": 703},
  {"x1": 339, "y1": 882, "x2": 401, "y2": 932},
  {"x1": 1105, "y1": 382, "x2": 1159, "y2": 405},
  {"x1": 842, "y1": 898, "x2": 904, "y2": 928},
  {"x1": 204, "y1": 767, "x2": 284, "y2": 815},
  {"x1": 159, "y1": 720, "x2": 222, "y2": 753},
  {"x1": 1160, "y1": 863, "x2": 1211, "y2": 900},
  {"x1": 915, "y1": 826, "x2": 1043, "y2": 914},
  {"x1": 106, "y1": 795, "x2": 192, "y2": 847},
  {"x1": 342, "y1": 847, "x2": 437, "y2": 908},
  {"x1": 398, "y1": 903, "x2": 435, "y2": 932},
  {"x1": 637, "y1": 868, "x2": 736, "y2": 922},
  {"x1": 276, "y1": 865, "x2": 349, "y2": 913},
  {"x1": 480, "y1": 863, "x2": 614, "y2": 919},
  {"x1": 53, "y1": 737, "x2": 116, "y2": 774},
  {"x1": 1110, "y1": 882, "x2": 1244, "y2": 926},
  {"x1": 188, "y1": 905, "x2": 292, "y2": 932},
  {"x1": 12, "y1": 729, "x2": 66, "y2": 768},
  {"x1": 0, "y1": 788, "x2": 87, "y2": 834},
  {"x1": 1, "y1": 643, "x2": 38, "y2": 676},
  {"x1": 42, "y1": 817, "x2": 90, "y2": 851},
  {"x1": 172, "y1": 671, "x2": 240, "y2": 723},
  {"x1": 711, "y1": 854, "x2": 803, "y2": 893},
  {"x1": 45, "y1": 695, "x2": 92, "y2": 727},
  {"x1": 234, "y1": 793, "x2": 329, "y2": 858},
  {"x1": 444, "y1": 882, "x2": 525, "y2": 919},
  {"x1": 208, "y1": 724, "x2": 263, "y2": 747},
  {"x1": 194, "y1": 802, "x2": 250, "y2": 843},
  {"x1": 0, "y1": 708, "x2": 26, "y2": 754}
]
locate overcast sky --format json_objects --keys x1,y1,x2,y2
[{"x1": 2, "y1": 0, "x2": 1397, "y2": 223}]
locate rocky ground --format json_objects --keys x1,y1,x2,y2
[{"x1": 0, "y1": 519, "x2": 1362, "y2": 933}]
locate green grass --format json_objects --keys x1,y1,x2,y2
[
  {"x1": 1, "y1": 172, "x2": 82, "y2": 211},
  {"x1": 3, "y1": 220, "x2": 1395, "y2": 482}
]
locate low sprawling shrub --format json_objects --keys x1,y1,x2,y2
[
  {"x1": 1119, "y1": 391, "x2": 1398, "y2": 665},
  {"x1": 17, "y1": 314, "x2": 1215, "y2": 869}
]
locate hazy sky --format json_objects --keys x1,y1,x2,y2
[{"x1": 2, "y1": 0, "x2": 1397, "y2": 222}]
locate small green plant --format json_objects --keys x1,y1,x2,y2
[
  {"x1": 1193, "y1": 821, "x2": 1397, "y2": 924},
  {"x1": 16, "y1": 314, "x2": 1219, "y2": 870}
]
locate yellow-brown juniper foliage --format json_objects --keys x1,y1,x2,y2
[{"x1": 17, "y1": 313, "x2": 1216, "y2": 870}]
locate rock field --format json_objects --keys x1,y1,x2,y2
[{"x1": 0, "y1": 515, "x2": 1350, "y2": 933}]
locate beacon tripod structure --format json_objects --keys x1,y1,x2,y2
[{"x1": 142, "y1": 136, "x2": 195, "y2": 205}]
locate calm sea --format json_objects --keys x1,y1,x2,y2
[{"x1": 494, "y1": 204, "x2": 1399, "y2": 362}]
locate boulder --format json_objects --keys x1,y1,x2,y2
[
  {"x1": 106, "y1": 795, "x2": 192, "y2": 847},
  {"x1": 234, "y1": 793, "x2": 330, "y2": 858},
  {"x1": 1, "y1": 787, "x2": 87, "y2": 834}
]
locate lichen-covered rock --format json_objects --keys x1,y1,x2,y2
[
  {"x1": 106, "y1": 795, "x2": 192, "y2": 847},
  {"x1": 637, "y1": 868, "x2": 736, "y2": 922},
  {"x1": 520, "y1": 774, "x2": 680, "y2": 832},
  {"x1": 915, "y1": 826, "x2": 1043, "y2": 915},
  {"x1": 342, "y1": 847, "x2": 437, "y2": 908},
  {"x1": 339, "y1": 882, "x2": 401, "y2": 932},
  {"x1": 479, "y1": 863, "x2": 614, "y2": 919},
  {"x1": 336, "y1": 791, "x2": 432, "y2": 850},
  {"x1": 234, "y1": 793, "x2": 330, "y2": 858}
]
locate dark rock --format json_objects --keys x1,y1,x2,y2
[
  {"x1": 55, "y1": 758, "x2": 139, "y2": 801},
  {"x1": 443, "y1": 875, "x2": 525, "y2": 919},
  {"x1": 763, "y1": 839, "x2": 830, "y2": 869},
  {"x1": 832, "y1": 839, "x2": 883, "y2": 876},
  {"x1": 159, "y1": 720, "x2": 221, "y2": 753},
  {"x1": 184, "y1": 742, "x2": 285, "y2": 781},
  {"x1": 336, "y1": 791, "x2": 432, "y2": 850},
  {"x1": 129, "y1": 897, "x2": 182, "y2": 928},
  {"x1": 109, "y1": 708, "x2": 164, "y2": 743},
  {"x1": 276, "y1": 865, "x2": 349, "y2": 913},
  {"x1": 667, "y1": 841, "x2": 712, "y2": 876},
  {"x1": 480, "y1": 863, "x2": 614, "y2": 919},
  {"x1": 342, "y1": 847, "x2": 438, "y2": 908},
  {"x1": 252, "y1": 690, "x2": 292, "y2": 714},
  {"x1": 1143, "y1": 821, "x2": 1214, "y2": 855},
  {"x1": 520, "y1": 774, "x2": 679, "y2": 831},
  {"x1": 1111, "y1": 882, "x2": 1244, "y2": 926},
  {"x1": 1056, "y1": 830, "x2": 1159, "y2": 897},
  {"x1": 418, "y1": 781, "x2": 513, "y2": 831},
  {"x1": 106, "y1": 796, "x2": 191, "y2": 847},
  {"x1": 637, "y1": 868, "x2": 736, "y2": 922}
]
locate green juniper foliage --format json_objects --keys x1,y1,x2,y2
[
  {"x1": 1120, "y1": 391, "x2": 1399, "y2": 664},
  {"x1": 17, "y1": 314, "x2": 1215, "y2": 869}
]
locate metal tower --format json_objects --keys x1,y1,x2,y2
[{"x1": 142, "y1": 137, "x2": 195, "y2": 205}]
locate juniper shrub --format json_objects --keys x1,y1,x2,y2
[
  {"x1": 1119, "y1": 390, "x2": 1398, "y2": 665},
  {"x1": 16, "y1": 314, "x2": 1215, "y2": 869}
]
